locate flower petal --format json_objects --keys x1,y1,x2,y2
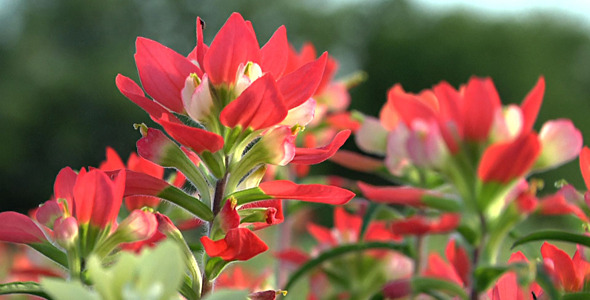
[
  {"x1": 478, "y1": 133, "x2": 541, "y2": 184},
  {"x1": 463, "y1": 77, "x2": 502, "y2": 141},
  {"x1": 203, "y1": 13, "x2": 260, "y2": 86},
  {"x1": 0, "y1": 212, "x2": 48, "y2": 244},
  {"x1": 358, "y1": 181, "x2": 424, "y2": 206},
  {"x1": 201, "y1": 227, "x2": 268, "y2": 261},
  {"x1": 260, "y1": 25, "x2": 288, "y2": 79},
  {"x1": 135, "y1": 37, "x2": 201, "y2": 112},
  {"x1": 156, "y1": 113, "x2": 224, "y2": 153},
  {"x1": 116, "y1": 74, "x2": 176, "y2": 120},
  {"x1": 220, "y1": 74, "x2": 287, "y2": 131},
  {"x1": 519, "y1": 76, "x2": 545, "y2": 134},
  {"x1": 278, "y1": 53, "x2": 327, "y2": 109},
  {"x1": 259, "y1": 180, "x2": 355, "y2": 205},
  {"x1": 290, "y1": 130, "x2": 351, "y2": 165}
]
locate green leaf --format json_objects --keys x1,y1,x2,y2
[
  {"x1": 158, "y1": 185, "x2": 214, "y2": 221},
  {"x1": 205, "y1": 257, "x2": 231, "y2": 282},
  {"x1": 202, "y1": 289, "x2": 248, "y2": 300},
  {"x1": 41, "y1": 278, "x2": 100, "y2": 300},
  {"x1": 29, "y1": 243, "x2": 68, "y2": 268},
  {"x1": 284, "y1": 241, "x2": 410, "y2": 290},
  {"x1": 411, "y1": 277, "x2": 468, "y2": 300},
  {"x1": 512, "y1": 230, "x2": 590, "y2": 249},
  {"x1": 227, "y1": 187, "x2": 268, "y2": 205},
  {"x1": 0, "y1": 281, "x2": 47, "y2": 297},
  {"x1": 359, "y1": 202, "x2": 379, "y2": 240},
  {"x1": 135, "y1": 240, "x2": 185, "y2": 300}
]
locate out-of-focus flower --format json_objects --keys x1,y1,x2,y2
[{"x1": 541, "y1": 242, "x2": 590, "y2": 292}]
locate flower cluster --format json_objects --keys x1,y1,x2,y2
[{"x1": 3, "y1": 10, "x2": 590, "y2": 300}]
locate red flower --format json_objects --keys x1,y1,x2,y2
[
  {"x1": 490, "y1": 251, "x2": 542, "y2": 300},
  {"x1": 201, "y1": 227, "x2": 268, "y2": 261},
  {"x1": 477, "y1": 133, "x2": 541, "y2": 184},
  {"x1": 541, "y1": 242, "x2": 590, "y2": 292},
  {"x1": 422, "y1": 239, "x2": 470, "y2": 287}
]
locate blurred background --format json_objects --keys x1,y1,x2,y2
[{"x1": 2, "y1": 0, "x2": 590, "y2": 213}]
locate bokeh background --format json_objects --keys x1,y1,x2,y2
[{"x1": 2, "y1": 0, "x2": 590, "y2": 213}]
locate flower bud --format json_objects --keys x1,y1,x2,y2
[
  {"x1": 117, "y1": 210, "x2": 157, "y2": 242},
  {"x1": 36, "y1": 200, "x2": 64, "y2": 228},
  {"x1": 54, "y1": 217, "x2": 78, "y2": 250},
  {"x1": 534, "y1": 119, "x2": 582, "y2": 172},
  {"x1": 182, "y1": 73, "x2": 214, "y2": 123}
]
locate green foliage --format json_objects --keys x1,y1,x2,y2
[{"x1": 41, "y1": 240, "x2": 186, "y2": 300}]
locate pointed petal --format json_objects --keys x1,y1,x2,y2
[
  {"x1": 156, "y1": 113, "x2": 224, "y2": 153},
  {"x1": 307, "y1": 222, "x2": 337, "y2": 245},
  {"x1": 0, "y1": 212, "x2": 48, "y2": 244},
  {"x1": 445, "y1": 239, "x2": 470, "y2": 286},
  {"x1": 201, "y1": 227, "x2": 268, "y2": 261},
  {"x1": 423, "y1": 253, "x2": 464, "y2": 286},
  {"x1": 73, "y1": 169, "x2": 121, "y2": 228},
  {"x1": 390, "y1": 86, "x2": 436, "y2": 126},
  {"x1": 535, "y1": 119, "x2": 582, "y2": 171},
  {"x1": 116, "y1": 74, "x2": 175, "y2": 120},
  {"x1": 334, "y1": 207, "x2": 362, "y2": 241},
  {"x1": 135, "y1": 37, "x2": 201, "y2": 112},
  {"x1": 537, "y1": 194, "x2": 589, "y2": 222},
  {"x1": 463, "y1": 77, "x2": 502, "y2": 141},
  {"x1": 127, "y1": 152, "x2": 165, "y2": 178},
  {"x1": 274, "y1": 248, "x2": 310, "y2": 266},
  {"x1": 99, "y1": 147, "x2": 126, "y2": 171},
  {"x1": 329, "y1": 149, "x2": 384, "y2": 172},
  {"x1": 53, "y1": 167, "x2": 78, "y2": 212},
  {"x1": 478, "y1": 133, "x2": 541, "y2": 184},
  {"x1": 520, "y1": 77, "x2": 545, "y2": 134},
  {"x1": 541, "y1": 242, "x2": 580, "y2": 291},
  {"x1": 259, "y1": 180, "x2": 354, "y2": 205},
  {"x1": 220, "y1": 74, "x2": 287, "y2": 130},
  {"x1": 204, "y1": 13, "x2": 260, "y2": 86},
  {"x1": 187, "y1": 17, "x2": 209, "y2": 68},
  {"x1": 358, "y1": 181, "x2": 424, "y2": 206},
  {"x1": 291, "y1": 130, "x2": 351, "y2": 165},
  {"x1": 278, "y1": 53, "x2": 327, "y2": 109},
  {"x1": 122, "y1": 170, "x2": 171, "y2": 198},
  {"x1": 260, "y1": 26, "x2": 288, "y2": 79}
]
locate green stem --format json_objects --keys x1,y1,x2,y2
[{"x1": 0, "y1": 281, "x2": 47, "y2": 298}]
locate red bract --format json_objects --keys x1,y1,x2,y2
[
  {"x1": 541, "y1": 242, "x2": 590, "y2": 292},
  {"x1": 0, "y1": 212, "x2": 48, "y2": 244},
  {"x1": 203, "y1": 13, "x2": 260, "y2": 86},
  {"x1": 358, "y1": 181, "x2": 428, "y2": 206},
  {"x1": 258, "y1": 180, "x2": 355, "y2": 205},
  {"x1": 201, "y1": 227, "x2": 268, "y2": 261},
  {"x1": 72, "y1": 168, "x2": 126, "y2": 228},
  {"x1": 390, "y1": 213, "x2": 460, "y2": 236},
  {"x1": 423, "y1": 239, "x2": 470, "y2": 287},
  {"x1": 220, "y1": 74, "x2": 287, "y2": 131},
  {"x1": 155, "y1": 113, "x2": 224, "y2": 154},
  {"x1": 490, "y1": 252, "x2": 542, "y2": 300},
  {"x1": 477, "y1": 133, "x2": 541, "y2": 184},
  {"x1": 290, "y1": 130, "x2": 351, "y2": 165},
  {"x1": 99, "y1": 147, "x2": 167, "y2": 210}
]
